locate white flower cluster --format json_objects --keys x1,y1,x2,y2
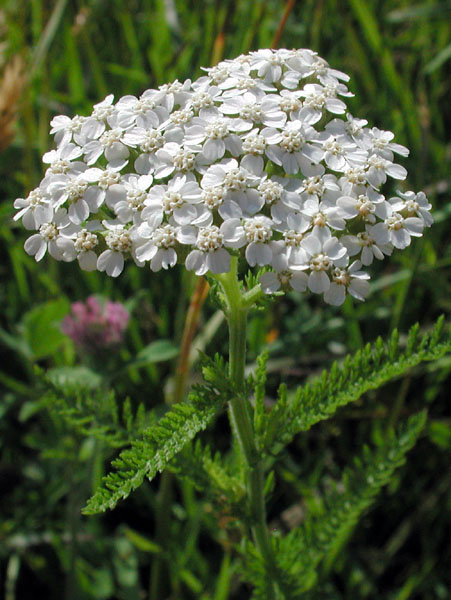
[{"x1": 15, "y1": 48, "x2": 432, "y2": 305}]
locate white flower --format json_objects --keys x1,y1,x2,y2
[
  {"x1": 156, "y1": 79, "x2": 193, "y2": 111},
  {"x1": 188, "y1": 86, "x2": 223, "y2": 114},
  {"x1": 279, "y1": 215, "x2": 311, "y2": 263},
  {"x1": 105, "y1": 174, "x2": 153, "y2": 223},
  {"x1": 341, "y1": 226, "x2": 393, "y2": 265},
  {"x1": 319, "y1": 134, "x2": 367, "y2": 172},
  {"x1": 291, "y1": 227, "x2": 347, "y2": 294},
  {"x1": 297, "y1": 83, "x2": 346, "y2": 124},
  {"x1": 57, "y1": 223, "x2": 100, "y2": 271},
  {"x1": 300, "y1": 196, "x2": 347, "y2": 231},
  {"x1": 297, "y1": 174, "x2": 340, "y2": 204},
  {"x1": 97, "y1": 223, "x2": 135, "y2": 277},
  {"x1": 50, "y1": 114, "x2": 88, "y2": 147},
  {"x1": 80, "y1": 95, "x2": 117, "y2": 140},
  {"x1": 365, "y1": 155, "x2": 407, "y2": 187},
  {"x1": 371, "y1": 207, "x2": 424, "y2": 249},
  {"x1": 81, "y1": 165, "x2": 124, "y2": 211},
  {"x1": 83, "y1": 127, "x2": 129, "y2": 167},
  {"x1": 389, "y1": 191, "x2": 433, "y2": 227},
  {"x1": 201, "y1": 159, "x2": 261, "y2": 218},
  {"x1": 184, "y1": 117, "x2": 242, "y2": 162},
  {"x1": 135, "y1": 223, "x2": 181, "y2": 271},
  {"x1": 141, "y1": 174, "x2": 203, "y2": 228},
  {"x1": 42, "y1": 142, "x2": 84, "y2": 169},
  {"x1": 339, "y1": 167, "x2": 369, "y2": 194},
  {"x1": 47, "y1": 173, "x2": 96, "y2": 224},
  {"x1": 185, "y1": 225, "x2": 231, "y2": 275},
  {"x1": 115, "y1": 93, "x2": 169, "y2": 129},
  {"x1": 287, "y1": 51, "x2": 350, "y2": 87},
  {"x1": 153, "y1": 142, "x2": 200, "y2": 179},
  {"x1": 249, "y1": 48, "x2": 286, "y2": 82},
  {"x1": 260, "y1": 242, "x2": 308, "y2": 293},
  {"x1": 218, "y1": 92, "x2": 286, "y2": 131},
  {"x1": 257, "y1": 177, "x2": 301, "y2": 223},
  {"x1": 265, "y1": 121, "x2": 323, "y2": 176},
  {"x1": 14, "y1": 187, "x2": 53, "y2": 230},
  {"x1": 24, "y1": 209, "x2": 75, "y2": 262},
  {"x1": 324, "y1": 261, "x2": 370, "y2": 305},
  {"x1": 364, "y1": 127, "x2": 409, "y2": 160},
  {"x1": 326, "y1": 113, "x2": 369, "y2": 144},
  {"x1": 336, "y1": 188, "x2": 386, "y2": 224},
  {"x1": 16, "y1": 47, "x2": 430, "y2": 299}
]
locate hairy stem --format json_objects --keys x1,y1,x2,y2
[{"x1": 216, "y1": 259, "x2": 276, "y2": 591}]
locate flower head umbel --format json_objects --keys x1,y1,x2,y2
[
  {"x1": 61, "y1": 296, "x2": 129, "y2": 353},
  {"x1": 16, "y1": 48, "x2": 432, "y2": 306}
]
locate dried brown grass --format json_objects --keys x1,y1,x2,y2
[{"x1": 0, "y1": 54, "x2": 27, "y2": 152}]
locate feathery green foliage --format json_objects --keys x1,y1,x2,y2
[
  {"x1": 83, "y1": 356, "x2": 230, "y2": 514},
  {"x1": 170, "y1": 441, "x2": 246, "y2": 512},
  {"x1": 259, "y1": 317, "x2": 450, "y2": 459},
  {"x1": 243, "y1": 411, "x2": 427, "y2": 599},
  {"x1": 41, "y1": 367, "x2": 151, "y2": 447}
]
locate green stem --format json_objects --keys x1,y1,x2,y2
[{"x1": 216, "y1": 259, "x2": 276, "y2": 590}]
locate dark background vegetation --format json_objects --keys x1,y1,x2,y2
[{"x1": 0, "y1": 1, "x2": 450, "y2": 598}]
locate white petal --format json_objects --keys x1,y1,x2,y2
[
  {"x1": 308, "y1": 270, "x2": 330, "y2": 294},
  {"x1": 186, "y1": 250, "x2": 208, "y2": 275},
  {"x1": 25, "y1": 235, "x2": 45, "y2": 260},
  {"x1": 404, "y1": 217, "x2": 424, "y2": 236},
  {"x1": 260, "y1": 272, "x2": 281, "y2": 294},
  {"x1": 69, "y1": 199, "x2": 89, "y2": 224},
  {"x1": 348, "y1": 278, "x2": 370, "y2": 301},
  {"x1": 386, "y1": 163, "x2": 407, "y2": 180},
  {"x1": 301, "y1": 234, "x2": 321, "y2": 256},
  {"x1": 245, "y1": 242, "x2": 272, "y2": 266},
  {"x1": 240, "y1": 154, "x2": 264, "y2": 176},
  {"x1": 206, "y1": 248, "x2": 231, "y2": 274},
  {"x1": 135, "y1": 241, "x2": 158, "y2": 261},
  {"x1": 152, "y1": 248, "x2": 177, "y2": 271},
  {"x1": 78, "y1": 251, "x2": 98, "y2": 271},
  {"x1": 202, "y1": 139, "x2": 225, "y2": 161},
  {"x1": 324, "y1": 283, "x2": 346, "y2": 305},
  {"x1": 391, "y1": 228, "x2": 410, "y2": 249},
  {"x1": 289, "y1": 271, "x2": 308, "y2": 292},
  {"x1": 173, "y1": 203, "x2": 198, "y2": 225}
]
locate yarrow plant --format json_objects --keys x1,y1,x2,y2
[
  {"x1": 61, "y1": 295, "x2": 129, "y2": 354},
  {"x1": 16, "y1": 49, "x2": 446, "y2": 598}
]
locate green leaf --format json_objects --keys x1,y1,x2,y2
[
  {"x1": 170, "y1": 440, "x2": 246, "y2": 514},
  {"x1": 282, "y1": 412, "x2": 426, "y2": 593},
  {"x1": 123, "y1": 527, "x2": 161, "y2": 554},
  {"x1": 386, "y1": 3, "x2": 451, "y2": 22},
  {"x1": 39, "y1": 369, "x2": 150, "y2": 448},
  {"x1": 22, "y1": 298, "x2": 70, "y2": 359},
  {"x1": 243, "y1": 412, "x2": 427, "y2": 597},
  {"x1": 46, "y1": 366, "x2": 103, "y2": 390},
  {"x1": 83, "y1": 357, "x2": 229, "y2": 514},
  {"x1": 424, "y1": 42, "x2": 451, "y2": 74},
  {"x1": 427, "y1": 420, "x2": 451, "y2": 449},
  {"x1": 134, "y1": 339, "x2": 179, "y2": 364},
  {"x1": 260, "y1": 317, "x2": 450, "y2": 459}
]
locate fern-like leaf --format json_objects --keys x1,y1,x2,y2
[
  {"x1": 83, "y1": 356, "x2": 230, "y2": 514},
  {"x1": 41, "y1": 369, "x2": 151, "y2": 447},
  {"x1": 170, "y1": 440, "x2": 246, "y2": 509},
  {"x1": 261, "y1": 317, "x2": 449, "y2": 458},
  {"x1": 276, "y1": 411, "x2": 426, "y2": 596}
]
